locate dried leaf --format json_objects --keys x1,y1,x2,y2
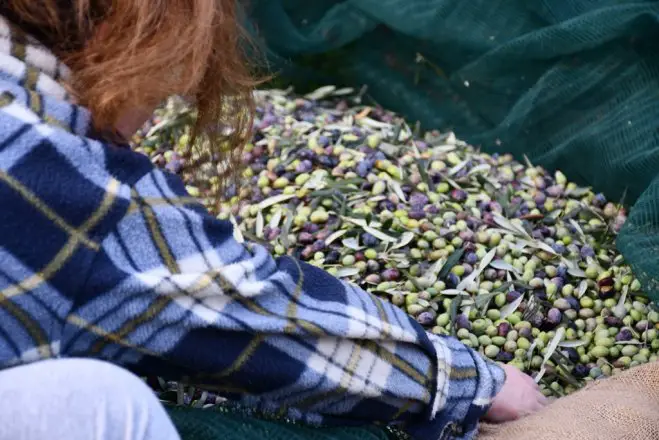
[
  {"x1": 615, "y1": 340, "x2": 643, "y2": 346},
  {"x1": 532, "y1": 241, "x2": 559, "y2": 256},
  {"x1": 326, "y1": 229, "x2": 348, "y2": 245},
  {"x1": 456, "y1": 272, "x2": 479, "y2": 292},
  {"x1": 305, "y1": 85, "x2": 336, "y2": 101},
  {"x1": 363, "y1": 225, "x2": 397, "y2": 243},
  {"x1": 536, "y1": 327, "x2": 565, "y2": 383},
  {"x1": 477, "y1": 248, "x2": 498, "y2": 273},
  {"x1": 392, "y1": 232, "x2": 415, "y2": 250},
  {"x1": 577, "y1": 280, "x2": 588, "y2": 298},
  {"x1": 492, "y1": 213, "x2": 529, "y2": 238},
  {"x1": 193, "y1": 391, "x2": 209, "y2": 408},
  {"x1": 543, "y1": 327, "x2": 566, "y2": 365},
  {"x1": 500, "y1": 294, "x2": 524, "y2": 319},
  {"x1": 360, "y1": 117, "x2": 393, "y2": 130},
  {"x1": 387, "y1": 180, "x2": 407, "y2": 203},
  {"x1": 332, "y1": 87, "x2": 355, "y2": 96},
  {"x1": 448, "y1": 159, "x2": 469, "y2": 176},
  {"x1": 467, "y1": 163, "x2": 491, "y2": 175},
  {"x1": 569, "y1": 219, "x2": 586, "y2": 240},
  {"x1": 440, "y1": 289, "x2": 469, "y2": 296},
  {"x1": 256, "y1": 211, "x2": 264, "y2": 238},
  {"x1": 558, "y1": 340, "x2": 588, "y2": 348},
  {"x1": 566, "y1": 187, "x2": 592, "y2": 198},
  {"x1": 281, "y1": 209, "x2": 293, "y2": 248},
  {"x1": 416, "y1": 159, "x2": 434, "y2": 191},
  {"x1": 614, "y1": 286, "x2": 629, "y2": 319},
  {"x1": 564, "y1": 259, "x2": 587, "y2": 278},
  {"x1": 419, "y1": 258, "x2": 446, "y2": 287},
  {"x1": 490, "y1": 260, "x2": 521, "y2": 274},
  {"x1": 342, "y1": 237, "x2": 363, "y2": 250},
  {"x1": 268, "y1": 209, "x2": 283, "y2": 229},
  {"x1": 259, "y1": 194, "x2": 296, "y2": 210},
  {"x1": 229, "y1": 215, "x2": 244, "y2": 243},
  {"x1": 527, "y1": 339, "x2": 538, "y2": 361},
  {"x1": 336, "y1": 268, "x2": 361, "y2": 278}
]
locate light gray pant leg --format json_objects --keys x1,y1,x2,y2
[{"x1": 0, "y1": 358, "x2": 181, "y2": 440}]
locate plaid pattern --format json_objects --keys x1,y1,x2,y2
[{"x1": 0, "y1": 16, "x2": 504, "y2": 440}]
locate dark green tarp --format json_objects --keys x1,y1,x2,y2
[
  {"x1": 167, "y1": 405, "x2": 404, "y2": 440},
  {"x1": 245, "y1": 0, "x2": 659, "y2": 302}
]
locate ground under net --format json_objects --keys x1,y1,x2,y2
[{"x1": 244, "y1": 0, "x2": 659, "y2": 303}]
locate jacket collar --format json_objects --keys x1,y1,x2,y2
[{"x1": 0, "y1": 15, "x2": 94, "y2": 138}]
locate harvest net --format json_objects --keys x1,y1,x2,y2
[{"x1": 246, "y1": 0, "x2": 659, "y2": 302}]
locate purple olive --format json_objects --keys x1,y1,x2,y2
[
  {"x1": 546, "y1": 185, "x2": 563, "y2": 197},
  {"x1": 547, "y1": 308, "x2": 562, "y2": 325},
  {"x1": 604, "y1": 316, "x2": 623, "y2": 327},
  {"x1": 615, "y1": 328, "x2": 633, "y2": 342},
  {"x1": 324, "y1": 250, "x2": 340, "y2": 264},
  {"x1": 518, "y1": 327, "x2": 533, "y2": 340},
  {"x1": 573, "y1": 364, "x2": 590, "y2": 378},
  {"x1": 566, "y1": 297, "x2": 580, "y2": 311},
  {"x1": 506, "y1": 291, "x2": 522, "y2": 304},
  {"x1": 497, "y1": 322, "x2": 511, "y2": 337},
  {"x1": 361, "y1": 233, "x2": 379, "y2": 247},
  {"x1": 464, "y1": 252, "x2": 478, "y2": 265},
  {"x1": 580, "y1": 245, "x2": 595, "y2": 259},
  {"x1": 409, "y1": 192, "x2": 429, "y2": 207},
  {"x1": 450, "y1": 189, "x2": 467, "y2": 201},
  {"x1": 298, "y1": 232, "x2": 315, "y2": 245},
  {"x1": 311, "y1": 240, "x2": 326, "y2": 252},
  {"x1": 455, "y1": 315, "x2": 471, "y2": 331},
  {"x1": 446, "y1": 273, "x2": 460, "y2": 288},
  {"x1": 382, "y1": 268, "x2": 401, "y2": 281},
  {"x1": 417, "y1": 312, "x2": 435, "y2": 326},
  {"x1": 496, "y1": 352, "x2": 513, "y2": 362}
]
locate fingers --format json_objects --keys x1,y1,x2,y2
[
  {"x1": 536, "y1": 392, "x2": 549, "y2": 406},
  {"x1": 522, "y1": 372, "x2": 539, "y2": 389}
]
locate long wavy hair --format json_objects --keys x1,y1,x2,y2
[{"x1": 2, "y1": 0, "x2": 259, "y2": 186}]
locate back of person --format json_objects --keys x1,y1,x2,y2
[{"x1": 0, "y1": 2, "x2": 543, "y2": 440}]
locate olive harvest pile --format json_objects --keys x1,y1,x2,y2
[{"x1": 134, "y1": 87, "x2": 659, "y2": 401}]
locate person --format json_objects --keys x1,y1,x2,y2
[{"x1": 0, "y1": 1, "x2": 546, "y2": 440}]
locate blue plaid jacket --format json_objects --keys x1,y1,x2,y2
[{"x1": 0, "y1": 17, "x2": 504, "y2": 440}]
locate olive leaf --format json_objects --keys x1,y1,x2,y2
[
  {"x1": 499, "y1": 294, "x2": 524, "y2": 319},
  {"x1": 438, "y1": 248, "x2": 465, "y2": 279},
  {"x1": 268, "y1": 209, "x2": 283, "y2": 229},
  {"x1": 304, "y1": 85, "x2": 336, "y2": 101},
  {"x1": 326, "y1": 230, "x2": 348, "y2": 245},
  {"x1": 558, "y1": 340, "x2": 588, "y2": 348},
  {"x1": 449, "y1": 295, "x2": 464, "y2": 337},
  {"x1": 336, "y1": 268, "x2": 361, "y2": 278},
  {"x1": 392, "y1": 232, "x2": 416, "y2": 250},
  {"x1": 342, "y1": 237, "x2": 363, "y2": 250},
  {"x1": 490, "y1": 260, "x2": 521, "y2": 274},
  {"x1": 229, "y1": 215, "x2": 244, "y2": 244},
  {"x1": 255, "y1": 211, "x2": 265, "y2": 239},
  {"x1": 259, "y1": 194, "x2": 296, "y2": 210},
  {"x1": 536, "y1": 327, "x2": 566, "y2": 384}
]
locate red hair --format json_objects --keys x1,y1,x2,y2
[{"x1": 5, "y1": 0, "x2": 261, "y2": 187}]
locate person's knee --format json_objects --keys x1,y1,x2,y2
[{"x1": 0, "y1": 358, "x2": 180, "y2": 440}]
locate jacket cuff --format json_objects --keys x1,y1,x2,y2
[{"x1": 408, "y1": 334, "x2": 506, "y2": 440}]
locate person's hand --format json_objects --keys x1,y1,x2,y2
[{"x1": 484, "y1": 364, "x2": 548, "y2": 423}]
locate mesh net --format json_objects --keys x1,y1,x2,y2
[
  {"x1": 166, "y1": 405, "x2": 402, "y2": 440},
  {"x1": 245, "y1": 0, "x2": 659, "y2": 301}
]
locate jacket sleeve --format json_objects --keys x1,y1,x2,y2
[{"x1": 64, "y1": 166, "x2": 505, "y2": 440}]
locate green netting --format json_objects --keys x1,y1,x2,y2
[
  {"x1": 245, "y1": 0, "x2": 659, "y2": 301},
  {"x1": 166, "y1": 406, "x2": 403, "y2": 440}
]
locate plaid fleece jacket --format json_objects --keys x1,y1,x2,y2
[{"x1": 0, "y1": 16, "x2": 504, "y2": 440}]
